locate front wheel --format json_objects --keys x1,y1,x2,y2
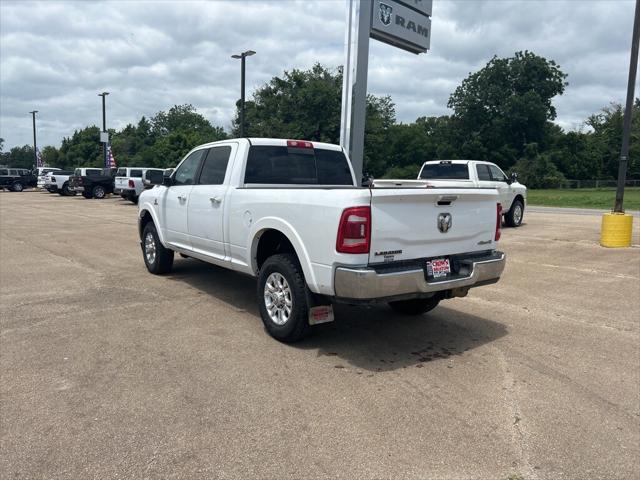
[
  {"x1": 257, "y1": 254, "x2": 310, "y2": 342},
  {"x1": 505, "y1": 199, "x2": 524, "y2": 227},
  {"x1": 388, "y1": 297, "x2": 440, "y2": 315},
  {"x1": 142, "y1": 223, "x2": 174, "y2": 274},
  {"x1": 62, "y1": 183, "x2": 76, "y2": 196}
]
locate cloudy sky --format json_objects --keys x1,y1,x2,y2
[{"x1": 0, "y1": 0, "x2": 636, "y2": 149}]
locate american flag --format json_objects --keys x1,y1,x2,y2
[
  {"x1": 36, "y1": 147, "x2": 43, "y2": 168},
  {"x1": 106, "y1": 143, "x2": 117, "y2": 168}
]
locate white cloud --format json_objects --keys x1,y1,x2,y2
[{"x1": 0, "y1": 0, "x2": 636, "y2": 149}]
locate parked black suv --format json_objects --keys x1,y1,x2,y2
[{"x1": 0, "y1": 168, "x2": 37, "y2": 192}]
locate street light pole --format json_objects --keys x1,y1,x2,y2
[
  {"x1": 231, "y1": 50, "x2": 256, "y2": 137},
  {"x1": 614, "y1": 0, "x2": 640, "y2": 213},
  {"x1": 98, "y1": 92, "x2": 109, "y2": 168},
  {"x1": 29, "y1": 110, "x2": 38, "y2": 169}
]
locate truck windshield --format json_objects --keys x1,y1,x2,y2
[
  {"x1": 245, "y1": 146, "x2": 353, "y2": 185},
  {"x1": 419, "y1": 163, "x2": 469, "y2": 180}
]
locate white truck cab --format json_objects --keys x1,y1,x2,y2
[{"x1": 418, "y1": 160, "x2": 527, "y2": 227}]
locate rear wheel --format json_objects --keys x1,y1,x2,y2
[
  {"x1": 142, "y1": 222, "x2": 174, "y2": 274},
  {"x1": 11, "y1": 182, "x2": 23, "y2": 192},
  {"x1": 92, "y1": 185, "x2": 106, "y2": 199},
  {"x1": 388, "y1": 297, "x2": 440, "y2": 315},
  {"x1": 505, "y1": 199, "x2": 524, "y2": 227},
  {"x1": 257, "y1": 254, "x2": 310, "y2": 342}
]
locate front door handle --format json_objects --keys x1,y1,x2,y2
[
  {"x1": 177, "y1": 195, "x2": 187, "y2": 202},
  {"x1": 209, "y1": 196, "x2": 222, "y2": 204}
]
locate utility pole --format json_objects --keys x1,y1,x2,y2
[
  {"x1": 231, "y1": 50, "x2": 256, "y2": 137},
  {"x1": 614, "y1": 0, "x2": 640, "y2": 212},
  {"x1": 29, "y1": 110, "x2": 38, "y2": 169},
  {"x1": 98, "y1": 92, "x2": 109, "y2": 168}
]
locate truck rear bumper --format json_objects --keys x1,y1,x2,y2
[{"x1": 334, "y1": 251, "x2": 506, "y2": 301}]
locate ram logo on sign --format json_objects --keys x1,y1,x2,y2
[{"x1": 370, "y1": 0, "x2": 432, "y2": 54}]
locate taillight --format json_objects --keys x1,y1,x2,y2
[
  {"x1": 495, "y1": 203, "x2": 502, "y2": 241},
  {"x1": 336, "y1": 206, "x2": 371, "y2": 254},
  {"x1": 129, "y1": 179, "x2": 135, "y2": 188}
]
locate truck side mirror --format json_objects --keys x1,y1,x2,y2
[
  {"x1": 509, "y1": 172, "x2": 518, "y2": 184},
  {"x1": 144, "y1": 170, "x2": 164, "y2": 186}
]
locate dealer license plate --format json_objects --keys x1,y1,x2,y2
[{"x1": 426, "y1": 258, "x2": 451, "y2": 280}]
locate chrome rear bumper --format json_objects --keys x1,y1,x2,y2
[{"x1": 334, "y1": 251, "x2": 506, "y2": 300}]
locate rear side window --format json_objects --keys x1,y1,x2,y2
[
  {"x1": 116, "y1": 168, "x2": 127, "y2": 177},
  {"x1": 198, "y1": 146, "x2": 232, "y2": 185},
  {"x1": 244, "y1": 146, "x2": 353, "y2": 185},
  {"x1": 87, "y1": 169, "x2": 101, "y2": 176},
  {"x1": 420, "y1": 163, "x2": 469, "y2": 180},
  {"x1": 0, "y1": 169, "x2": 7, "y2": 175},
  {"x1": 130, "y1": 170, "x2": 143, "y2": 178},
  {"x1": 476, "y1": 164, "x2": 492, "y2": 181}
]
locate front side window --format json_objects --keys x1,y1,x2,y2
[
  {"x1": 174, "y1": 150, "x2": 205, "y2": 186},
  {"x1": 0, "y1": 169, "x2": 8, "y2": 175},
  {"x1": 476, "y1": 164, "x2": 492, "y2": 181},
  {"x1": 489, "y1": 164, "x2": 507, "y2": 182},
  {"x1": 198, "y1": 146, "x2": 232, "y2": 185},
  {"x1": 87, "y1": 169, "x2": 101, "y2": 177},
  {"x1": 116, "y1": 168, "x2": 127, "y2": 177}
]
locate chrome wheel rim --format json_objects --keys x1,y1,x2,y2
[
  {"x1": 144, "y1": 232, "x2": 156, "y2": 265},
  {"x1": 513, "y1": 204, "x2": 523, "y2": 225},
  {"x1": 95, "y1": 187, "x2": 104, "y2": 198},
  {"x1": 264, "y1": 272, "x2": 293, "y2": 325},
  {"x1": 14, "y1": 183, "x2": 22, "y2": 191}
]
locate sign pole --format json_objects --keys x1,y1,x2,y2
[{"x1": 340, "y1": 0, "x2": 371, "y2": 186}]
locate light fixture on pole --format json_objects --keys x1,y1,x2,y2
[
  {"x1": 231, "y1": 50, "x2": 256, "y2": 137},
  {"x1": 98, "y1": 92, "x2": 109, "y2": 167}
]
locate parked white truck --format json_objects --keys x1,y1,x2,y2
[
  {"x1": 138, "y1": 139, "x2": 506, "y2": 342},
  {"x1": 115, "y1": 167, "x2": 165, "y2": 203},
  {"x1": 417, "y1": 160, "x2": 527, "y2": 227}
]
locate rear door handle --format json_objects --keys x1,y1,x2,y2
[{"x1": 209, "y1": 196, "x2": 222, "y2": 204}]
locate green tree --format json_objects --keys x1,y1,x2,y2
[
  {"x1": 234, "y1": 64, "x2": 396, "y2": 177},
  {"x1": 448, "y1": 51, "x2": 568, "y2": 170},
  {"x1": 3, "y1": 145, "x2": 34, "y2": 168}
]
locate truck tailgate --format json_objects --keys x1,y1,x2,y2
[{"x1": 368, "y1": 188, "x2": 499, "y2": 264}]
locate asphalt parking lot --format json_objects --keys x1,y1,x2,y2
[{"x1": 1, "y1": 191, "x2": 639, "y2": 480}]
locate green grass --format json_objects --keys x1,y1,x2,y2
[{"x1": 527, "y1": 187, "x2": 640, "y2": 210}]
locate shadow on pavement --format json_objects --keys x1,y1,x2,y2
[{"x1": 167, "y1": 259, "x2": 508, "y2": 372}]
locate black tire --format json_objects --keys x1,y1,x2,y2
[
  {"x1": 11, "y1": 182, "x2": 23, "y2": 192},
  {"x1": 142, "y1": 222, "x2": 174, "y2": 274},
  {"x1": 62, "y1": 183, "x2": 76, "y2": 196},
  {"x1": 82, "y1": 192, "x2": 93, "y2": 199},
  {"x1": 505, "y1": 199, "x2": 524, "y2": 227},
  {"x1": 257, "y1": 253, "x2": 310, "y2": 342},
  {"x1": 120, "y1": 194, "x2": 128, "y2": 199},
  {"x1": 92, "y1": 185, "x2": 106, "y2": 199},
  {"x1": 388, "y1": 296, "x2": 440, "y2": 315}
]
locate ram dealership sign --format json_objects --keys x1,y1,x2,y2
[{"x1": 370, "y1": 0, "x2": 432, "y2": 54}]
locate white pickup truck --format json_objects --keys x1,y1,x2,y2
[
  {"x1": 44, "y1": 170, "x2": 76, "y2": 195},
  {"x1": 115, "y1": 167, "x2": 165, "y2": 203},
  {"x1": 138, "y1": 138, "x2": 506, "y2": 342},
  {"x1": 417, "y1": 160, "x2": 527, "y2": 227}
]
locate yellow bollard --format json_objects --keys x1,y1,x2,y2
[{"x1": 600, "y1": 212, "x2": 634, "y2": 247}]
